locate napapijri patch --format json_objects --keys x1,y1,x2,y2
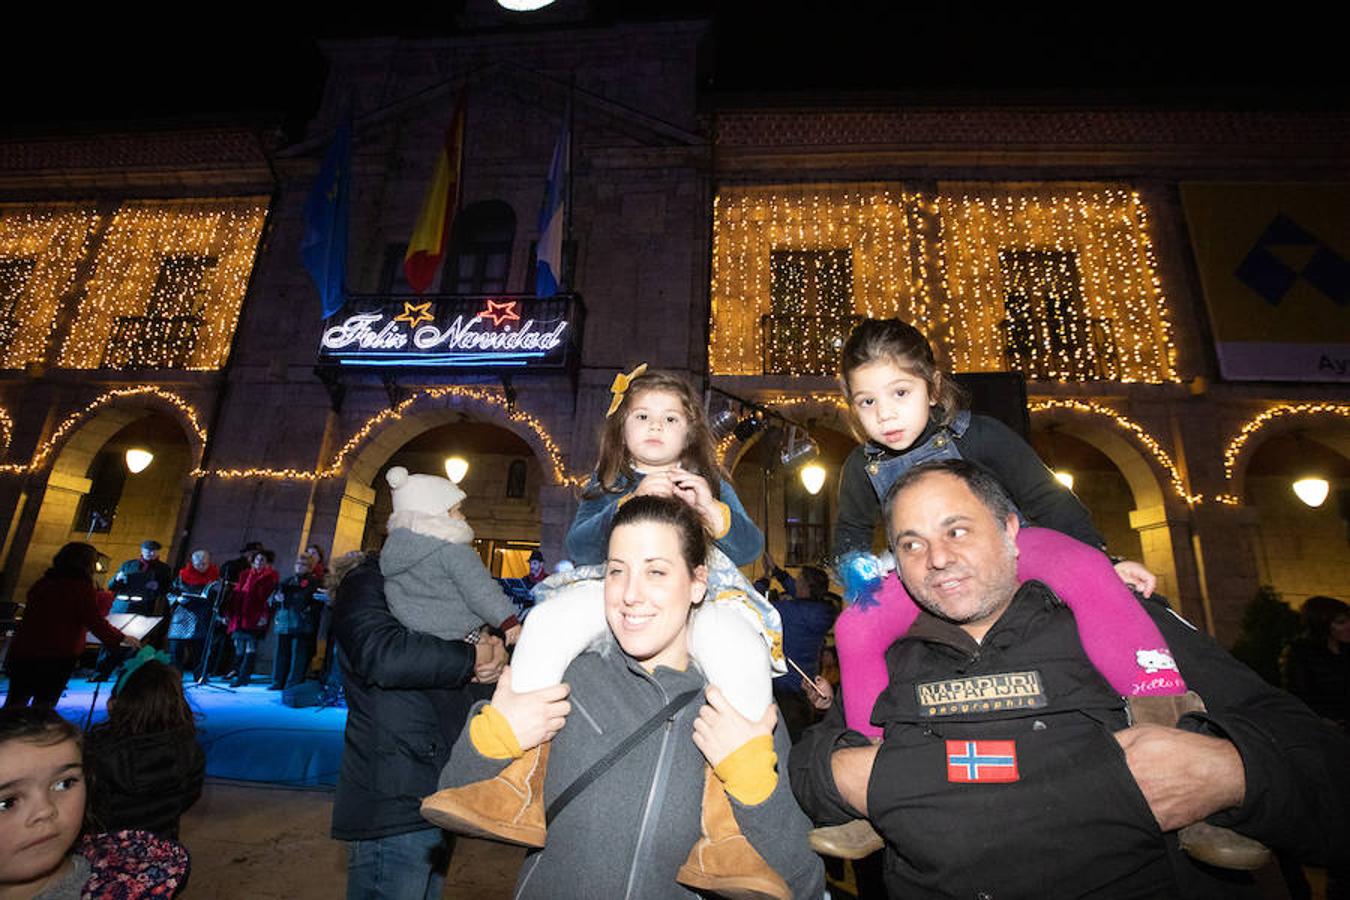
[
  {"x1": 915, "y1": 670, "x2": 1046, "y2": 717},
  {"x1": 946, "y1": 740, "x2": 1019, "y2": 783}
]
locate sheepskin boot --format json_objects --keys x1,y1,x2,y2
[
  {"x1": 419, "y1": 743, "x2": 548, "y2": 847},
  {"x1": 808, "y1": 818, "x2": 885, "y2": 860},
  {"x1": 1128, "y1": 692, "x2": 1271, "y2": 871},
  {"x1": 675, "y1": 765, "x2": 791, "y2": 900}
]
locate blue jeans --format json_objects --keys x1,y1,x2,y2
[{"x1": 346, "y1": 828, "x2": 451, "y2": 900}]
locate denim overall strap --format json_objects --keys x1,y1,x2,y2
[{"x1": 863, "y1": 410, "x2": 971, "y2": 503}]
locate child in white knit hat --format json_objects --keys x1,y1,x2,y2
[{"x1": 379, "y1": 466, "x2": 521, "y2": 646}]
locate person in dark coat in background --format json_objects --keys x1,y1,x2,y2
[
  {"x1": 758, "y1": 560, "x2": 839, "y2": 742},
  {"x1": 218, "y1": 541, "x2": 264, "y2": 592},
  {"x1": 330, "y1": 551, "x2": 506, "y2": 900},
  {"x1": 1282, "y1": 595, "x2": 1350, "y2": 900},
  {"x1": 4, "y1": 542, "x2": 139, "y2": 709},
  {"x1": 84, "y1": 652, "x2": 205, "y2": 840},
  {"x1": 107, "y1": 539, "x2": 175, "y2": 617},
  {"x1": 270, "y1": 553, "x2": 324, "y2": 691},
  {"x1": 1284, "y1": 595, "x2": 1350, "y2": 732}
]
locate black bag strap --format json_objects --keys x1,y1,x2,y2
[{"x1": 545, "y1": 688, "x2": 701, "y2": 824}]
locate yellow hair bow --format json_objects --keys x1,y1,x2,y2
[{"x1": 606, "y1": 363, "x2": 649, "y2": 417}]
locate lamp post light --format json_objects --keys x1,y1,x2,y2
[
  {"x1": 444, "y1": 456, "x2": 470, "y2": 484},
  {"x1": 1292, "y1": 477, "x2": 1330, "y2": 508},
  {"x1": 125, "y1": 448, "x2": 154, "y2": 474}
]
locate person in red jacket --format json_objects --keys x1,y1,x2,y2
[
  {"x1": 222, "y1": 549, "x2": 278, "y2": 687},
  {"x1": 4, "y1": 542, "x2": 140, "y2": 709}
]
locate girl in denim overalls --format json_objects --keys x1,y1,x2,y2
[{"x1": 832, "y1": 319, "x2": 1189, "y2": 740}]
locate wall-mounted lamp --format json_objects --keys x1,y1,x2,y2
[
  {"x1": 125, "y1": 448, "x2": 154, "y2": 474},
  {"x1": 800, "y1": 463, "x2": 827, "y2": 496},
  {"x1": 444, "y1": 456, "x2": 470, "y2": 484},
  {"x1": 1292, "y1": 477, "x2": 1330, "y2": 508},
  {"x1": 1053, "y1": 470, "x2": 1075, "y2": 491}
]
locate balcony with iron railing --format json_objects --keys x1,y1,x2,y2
[
  {"x1": 100, "y1": 315, "x2": 204, "y2": 369},
  {"x1": 760, "y1": 313, "x2": 862, "y2": 377}
]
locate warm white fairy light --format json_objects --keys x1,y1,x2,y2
[
  {"x1": 317, "y1": 386, "x2": 580, "y2": 486},
  {"x1": 1028, "y1": 398, "x2": 1200, "y2": 504},
  {"x1": 0, "y1": 406, "x2": 12, "y2": 458},
  {"x1": 57, "y1": 198, "x2": 267, "y2": 370},
  {"x1": 0, "y1": 204, "x2": 101, "y2": 368},
  {"x1": 1215, "y1": 403, "x2": 1350, "y2": 505},
  {"x1": 710, "y1": 185, "x2": 927, "y2": 376},
  {"x1": 709, "y1": 184, "x2": 1178, "y2": 383},
  {"x1": 0, "y1": 386, "x2": 207, "y2": 475},
  {"x1": 935, "y1": 186, "x2": 1176, "y2": 383},
  {"x1": 0, "y1": 384, "x2": 583, "y2": 488}
]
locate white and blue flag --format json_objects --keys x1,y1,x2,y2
[{"x1": 535, "y1": 106, "x2": 569, "y2": 297}]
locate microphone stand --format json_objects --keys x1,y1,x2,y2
[{"x1": 189, "y1": 579, "x2": 235, "y2": 694}]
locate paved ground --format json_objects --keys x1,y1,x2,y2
[
  {"x1": 178, "y1": 780, "x2": 524, "y2": 899},
  {"x1": 175, "y1": 780, "x2": 1320, "y2": 899}
]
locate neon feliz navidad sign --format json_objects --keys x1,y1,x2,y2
[{"x1": 319, "y1": 298, "x2": 573, "y2": 369}]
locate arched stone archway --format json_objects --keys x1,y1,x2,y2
[
  {"x1": 1028, "y1": 405, "x2": 1193, "y2": 617},
  {"x1": 11, "y1": 405, "x2": 197, "y2": 600},
  {"x1": 321, "y1": 397, "x2": 568, "y2": 567},
  {"x1": 1220, "y1": 404, "x2": 1350, "y2": 504},
  {"x1": 1233, "y1": 423, "x2": 1350, "y2": 608}
]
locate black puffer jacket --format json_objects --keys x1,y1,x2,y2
[
  {"x1": 791, "y1": 583, "x2": 1350, "y2": 899},
  {"x1": 84, "y1": 726, "x2": 205, "y2": 840},
  {"x1": 330, "y1": 554, "x2": 482, "y2": 840}
]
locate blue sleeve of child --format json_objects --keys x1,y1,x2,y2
[
  {"x1": 715, "y1": 480, "x2": 764, "y2": 566},
  {"x1": 565, "y1": 478, "x2": 621, "y2": 566}
]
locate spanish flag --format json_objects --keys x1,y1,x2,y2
[{"x1": 403, "y1": 90, "x2": 467, "y2": 294}]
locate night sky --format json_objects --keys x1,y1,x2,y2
[{"x1": 2, "y1": 3, "x2": 1344, "y2": 139}]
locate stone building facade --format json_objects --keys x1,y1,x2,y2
[{"x1": 1, "y1": 9, "x2": 1346, "y2": 649}]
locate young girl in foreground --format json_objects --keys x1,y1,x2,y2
[
  {"x1": 833, "y1": 318, "x2": 1187, "y2": 740},
  {"x1": 84, "y1": 652, "x2": 205, "y2": 840},
  {"x1": 424, "y1": 367, "x2": 791, "y2": 899},
  {"x1": 0, "y1": 707, "x2": 189, "y2": 899}
]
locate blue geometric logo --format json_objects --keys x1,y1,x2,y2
[{"x1": 1235, "y1": 214, "x2": 1349, "y2": 307}]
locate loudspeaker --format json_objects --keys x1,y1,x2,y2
[{"x1": 952, "y1": 372, "x2": 1030, "y2": 439}]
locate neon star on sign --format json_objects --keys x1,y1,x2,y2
[
  {"x1": 477, "y1": 299, "x2": 520, "y2": 327},
  {"x1": 394, "y1": 301, "x2": 435, "y2": 328}
]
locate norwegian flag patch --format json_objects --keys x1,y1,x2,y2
[{"x1": 946, "y1": 739, "x2": 1019, "y2": 783}]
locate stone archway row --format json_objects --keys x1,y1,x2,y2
[{"x1": 0, "y1": 388, "x2": 1343, "y2": 508}]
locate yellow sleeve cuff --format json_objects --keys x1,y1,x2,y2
[
  {"x1": 468, "y1": 704, "x2": 523, "y2": 760},
  {"x1": 711, "y1": 501, "x2": 732, "y2": 539},
  {"x1": 713, "y1": 734, "x2": 777, "y2": 806}
]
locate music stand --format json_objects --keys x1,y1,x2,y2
[
  {"x1": 82, "y1": 614, "x2": 162, "y2": 729},
  {"x1": 188, "y1": 579, "x2": 235, "y2": 694}
]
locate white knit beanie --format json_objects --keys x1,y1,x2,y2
[{"x1": 386, "y1": 466, "x2": 466, "y2": 515}]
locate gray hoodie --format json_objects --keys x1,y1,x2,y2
[
  {"x1": 440, "y1": 634, "x2": 824, "y2": 899},
  {"x1": 380, "y1": 527, "x2": 517, "y2": 641}
]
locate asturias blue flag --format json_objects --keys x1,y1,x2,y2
[
  {"x1": 535, "y1": 107, "x2": 569, "y2": 297},
  {"x1": 301, "y1": 119, "x2": 351, "y2": 319}
]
